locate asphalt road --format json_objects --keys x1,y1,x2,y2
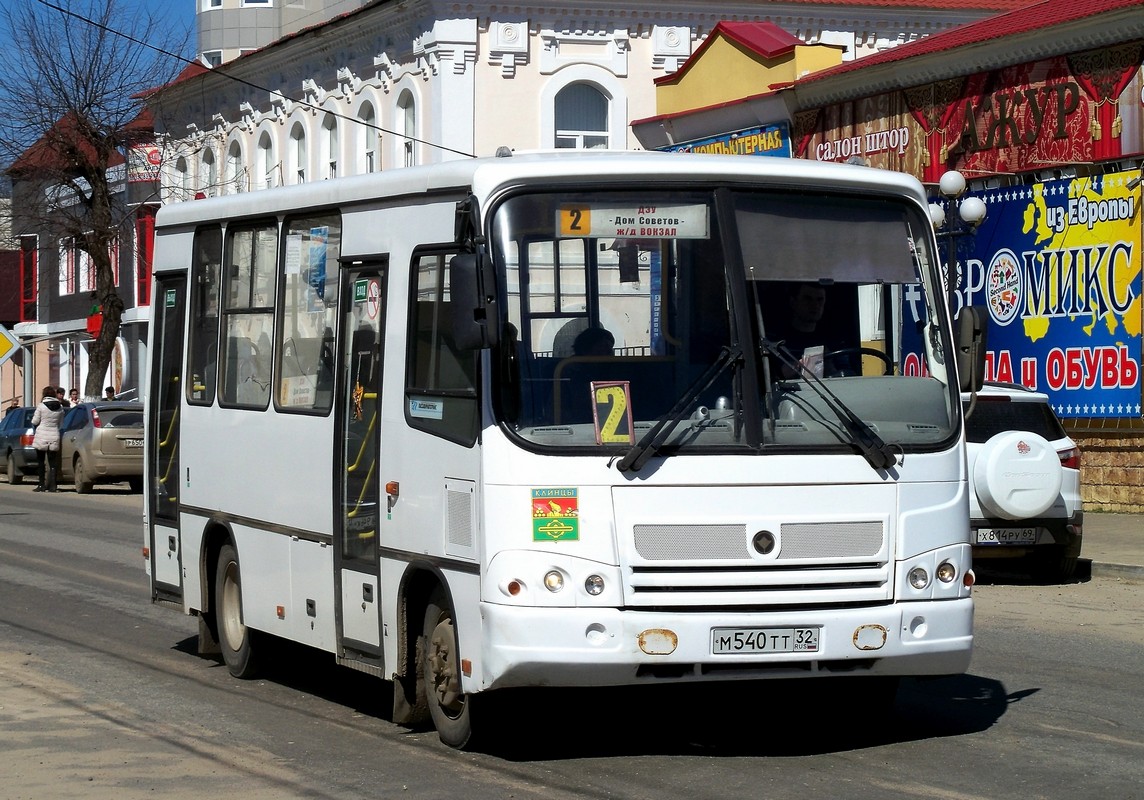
[{"x1": 1, "y1": 482, "x2": 1142, "y2": 800}]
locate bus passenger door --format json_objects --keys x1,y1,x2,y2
[
  {"x1": 336, "y1": 263, "x2": 386, "y2": 660},
  {"x1": 147, "y1": 273, "x2": 186, "y2": 603}
]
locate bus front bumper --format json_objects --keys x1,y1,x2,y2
[{"x1": 474, "y1": 598, "x2": 973, "y2": 692}]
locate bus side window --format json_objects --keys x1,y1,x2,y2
[
  {"x1": 276, "y1": 214, "x2": 340, "y2": 413},
  {"x1": 219, "y1": 221, "x2": 277, "y2": 410},
  {"x1": 406, "y1": 252, "x2": 478, "y2": 445},
  {"x1": 188, "y1": 225, "x2": 222, "y2": 405}
]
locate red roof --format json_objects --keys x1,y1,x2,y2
[
  {"x1": 798, "y1": 0, "x2": 1144, "y2": 85},
  {"x1": 137, "y1": 60, "x2": 211, "y2": 97},
  {"x1": 657, "y1": 21, "x2": 809, "y2": 86},
  {"x1": 790, "y1": 0, "x2": 1029, "y2": 6},
  {"x1": 8, "y1": 113, "x2": 125, "y2": 177}
]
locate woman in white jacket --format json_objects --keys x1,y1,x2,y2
[{"x1": 31, "y1": 385, "x2": 66, "y2": 492}]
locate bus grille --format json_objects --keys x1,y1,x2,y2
[{"x1": 626, "y1": 521, "x2": 890, "y2": 606}]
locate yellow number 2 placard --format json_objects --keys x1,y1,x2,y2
[
  {"x1": 559, "y1": 206, "x2": 591, "y2": 237},
  {"x1": 591, "y1": 381, "x2": 635, "y2": 445}
]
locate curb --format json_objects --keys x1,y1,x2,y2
[{"x1": 1090, "y1": 562, "x2": 1144, "y2": 583}]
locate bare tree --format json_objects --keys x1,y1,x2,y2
[{"x1": 0, "y1": 0, "x2": 189, "y2": 398}]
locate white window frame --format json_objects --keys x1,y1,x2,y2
[
  {"x1": 358, "y1": 101, "x2": 379, "y2": 174},
  {"x1": 226, "y1": 139, "x2": 246, "y2": 193},
  {"x1": 201, "y1": 147, "x2": 217, "y2": 196},
  {"x1": 290, "y1": 122, "x2": 308, "y2": 184},
  {"x1": 58, "y1": 237, "x2": 75, "y2": 296},
  {"x1": 540, "y1": 67, "x2": 627, "y2": 152},
  {"x1": 321, "y1": 113, "x2": 339, "y2": 179},
  {"x1": 397, "y1": 89, "x2": 416, "y2": 167},
  {"x1": 258, "y1": 130, "x2": 276, "y2": 190}
]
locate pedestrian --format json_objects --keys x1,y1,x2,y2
[
  {"x1": 68, "y1": 387, "x2": 80, "y2": 405},
  {"x1": 31, "y1": 385, "x2": 66, "y2": 493},
  {"x1": 56, "y1": 386, "x2": 71, "y2": 408},
  {"x1": 104, "y1": 386, "x2": 116, "y2": 401}
]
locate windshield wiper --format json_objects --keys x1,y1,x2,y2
[
  {"x1": 616, "y1": 346, "x2": 741, "y2": 474},
  {"x1": 760, "y1": 338, "x2": 897, "y2": 471}
]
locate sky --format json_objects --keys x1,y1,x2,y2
[{"x1": 0, "y1": 1, "x2": 198, "y2": 185}]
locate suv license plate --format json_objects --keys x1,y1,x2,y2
[
  {"x1": 123, "y1": 439, "x2": 144, "y2": 448},
  {"x1": 976, "y1": 527, "x2": 1038, "y2": 545},
  {"x1": 711, "y1": 627, "x2": 819, "y2": 655}
]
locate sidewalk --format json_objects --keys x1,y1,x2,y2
[{"x1": 1079, "y1": 511, "x2": 1144, "y2": 581}]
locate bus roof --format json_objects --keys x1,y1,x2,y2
[{"x1": 154, "y1": 150, "x2": 930, "y2": 230}]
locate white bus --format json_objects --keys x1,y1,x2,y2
[{"x1": 145, "y1": 151, "x2": 980, "y2": 749}]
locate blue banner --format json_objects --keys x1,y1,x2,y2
[{"x1": 903, "y1": 171, "x2": 1141, "y2": 419}]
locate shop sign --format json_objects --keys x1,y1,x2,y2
[
  {"x1": 663, "y1": 123, "x2": 791, "y2": 158},
  {"x1": 901, "y1": 171, "x2": 1142, "y2": 419},
  {"x1": 816, "y1": 126, "x2": 910, "y2": 162}
]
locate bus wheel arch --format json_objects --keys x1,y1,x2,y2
[
  {"x1": 421, "y1": 584, "x2": 477, "y2": 749},
  {"x1": 391, "y1": 567, "x2": 438, "y2": 727}
]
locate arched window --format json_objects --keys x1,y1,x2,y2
[
  {"x1": 258, "y1": 131, "x2": 275, "y2": 189},
  {"x1": 398, "y1": 90, "x2": 416, "y2": 167},
  {"x1": 290, "y1": 122, "x2": 307, "y2": 183},
  {"x1": 201, "y1": 147, "x2": 217, "y2": 195},
  {"x1": 321, "y1": 113, "x2": 339, "y2": 179},
  {"x1": 226, "y1": 140, "x2": 245, "y2": 193},
  {"x1": 175, "y1": 156, "x2": 190, "y2": 201},
  {"x1": 555, "y1": 83, "x2": 609, "y2": 149},
  {"x1": 358, "y1": 102, "x2": 379, "y2": 173}
]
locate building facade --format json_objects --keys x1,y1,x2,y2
[{"x1": 3, "y1": 0, "x2": 1025, "y2": 418}]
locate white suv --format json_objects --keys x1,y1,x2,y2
[{"x1": 963, "y1": 382, "x2": 1083, "y2": 582}]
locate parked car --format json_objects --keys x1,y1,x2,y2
[
  {"x1": 58, "y1": 402, "x2": 145, "y2": 493},
  {"x1": 1, "y1": 406, "x2": 38, "y2": 485},
  {"x1": 963, "y1": 382, "x2": 1083, "y2": 581}
]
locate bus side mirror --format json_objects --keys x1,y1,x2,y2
[
  {"x1": 450, "y1": 253, "x2": 499, "y2": 351},
  {"x1": 955, "y1": 305, "x2": 988, "y2": 392}
]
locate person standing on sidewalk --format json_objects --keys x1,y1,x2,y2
[{"x1": 31, "y1": 385, "x2": 66, "y2": 493}]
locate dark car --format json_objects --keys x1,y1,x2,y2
[
  {"x1": 58, "y1": 402, "x2": 145, "y2": 493},
  {"x1": 1, "y1": 406, "x2": 38, "y2": 485}
]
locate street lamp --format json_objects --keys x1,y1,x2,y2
[{"x1": 929, "y1": 169, "x2": 987, "y2": 318}]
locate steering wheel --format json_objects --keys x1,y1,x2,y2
[{"x1": 822, "y1": 347, "x2": 894, "y2": 376}]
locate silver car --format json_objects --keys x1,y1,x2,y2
[
  {"x1": 58, "y1": 402, "x2": 145, "y2": 493},
  {"x1": 964, "y1": 382, "x2": 1083, "y2": 582}
]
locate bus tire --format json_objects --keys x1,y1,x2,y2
[
  {"x1": 215, "y1": 543, "x2": 260, "y2": 678},
  {"x1": 422, "y1": 590, "x2": 475, "y2": 749}
]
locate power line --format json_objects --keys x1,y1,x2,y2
[{"x1": 35, "y1": 0, "x2": 476, "y2": 159}]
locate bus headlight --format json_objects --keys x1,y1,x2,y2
[
  {"x1": 543, "y1": 570, "x2": 565, "y2": 592},
  {"x1": 936, "y1": 561, "x2": 957, "y2": 583},
  {"x1": 908, "y1": 567, "x2": 930, "y2": 590},
  {"x1": 584, "y1": 574, "x2": 605, "y2": 596}
]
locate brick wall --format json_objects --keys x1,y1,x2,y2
[{"x1": 1071, "y1": 427, "x2": 1144, "y2": 513}]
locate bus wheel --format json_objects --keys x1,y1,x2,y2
[
  {"x1": 215, "y1": 543, "x2": 260, "y2": 678},
  {"x1": 423, "y1": 590, "x2": 474, "y2": 749}
]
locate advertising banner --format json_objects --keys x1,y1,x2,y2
[
  {"x1": 903, "y1": 171, "x2": 1142, "y2": 419},
  {"x1": 803, "y1": 43, "x2": 1144, "y2": 183},
  {"x1": 663, "y1": 123, "x2": 791, "y2": 158}
]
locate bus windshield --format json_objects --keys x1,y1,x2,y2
[{"x1": 492, "y1": 187, "x2": 955, "y2": 455}]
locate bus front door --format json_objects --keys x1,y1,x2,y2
[
  {"x1": 147, "y1": 273, "x2": 186, "y2": 604},
  {"x1": 335, "y1": 264, "x2": 387, "y2": 661}
]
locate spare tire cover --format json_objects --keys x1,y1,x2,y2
[{"x1": 972, "y1": 430, "x2": 1062, "y2": 520}]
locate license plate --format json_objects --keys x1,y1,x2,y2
[
  {"x1": 123, "y1": 439, "x2": 144, "y2": 448},
  {"x1": 711, "y1": 627, "x2": 820, "y2": 654},
  {"x1": 975, "y1": 527, "x2": 1038, "y2": 545}
]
